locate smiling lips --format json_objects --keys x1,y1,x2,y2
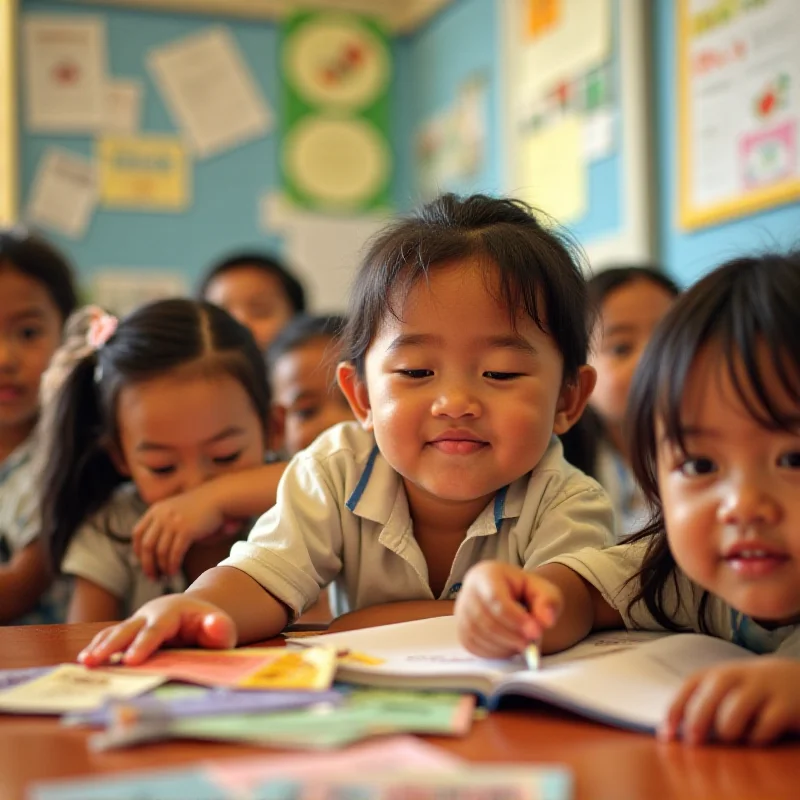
[
  {"x1": 0, "y1": 385, "x2": 24, "y2": 403},
  {"x1": 723, "y1": 542, "x2": 790, "y2": 578},
  {"x1": 428, "y1": 430, "x2": 488, "y2": 455}
]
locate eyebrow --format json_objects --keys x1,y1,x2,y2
[
  {"x1": 136, "y1": 426, "x2": 246, "y2": 452},
  {"x1": 602, "y1": 323, "x2": 637, "y2": 337},
  {"x1": 8, "y1": 308, "x2": 47, "y2": 323},
  {"x1": 287, "y1": 389, "x2": 322, "y2": 406},
  {"x1": 387, "y1": 333, "x2": 537, "y2": 355}
]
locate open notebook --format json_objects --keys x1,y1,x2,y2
[{"x1": 290, "y1": 616, "x2": 755, "y2": 733}]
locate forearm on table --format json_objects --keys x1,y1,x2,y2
[{"x1": 185, "y1": 565, "x2": 290, "y2": 644}]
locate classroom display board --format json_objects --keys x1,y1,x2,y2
[
  {"x1": 280, "y1": 10, "x2": 392, "y2": 213},
  {"x1": 678, "y1": 0, "x2": 800, "y2": 230}
]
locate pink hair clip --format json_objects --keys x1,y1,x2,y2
[{"x1": 87, "y1": 311, "x2": 118, "y2": 351}]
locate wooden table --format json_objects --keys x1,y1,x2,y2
[{"x1": 1, "y1": 623, "x2": 798, "y2": 800}]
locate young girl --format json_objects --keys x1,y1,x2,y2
[
  {"x1": 0, "y1": 227, "x2": 77, "y2": 625},
  {"x1": 77, "y1": 192, "x2": 614, "y2": 665},
  {"x1": 456, "y1": 252, "x2": 800, "y2": 746},
  {"x1": 199, "y1": 250, "x2": 306, "y2": 351},
  {"x1": 40, "y1": 298, "x2": 286, "y2": 623},
  {"x1": 560, "y1": 266, "x2": 679, "y2": 538}
]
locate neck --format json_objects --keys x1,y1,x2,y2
[
  {"x1": 606, "y1": 422, "x2": 628, "y2": 463},
  {"x1": 0, "y1": 420, "x2": 35, "y2": 464}
]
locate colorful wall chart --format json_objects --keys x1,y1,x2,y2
[
  {"x1": 280, "y1": 11, "x2": 392, "y2": 212},
  {"x1": 678, "y1": 0, "x2": 800, "y2": 229}
]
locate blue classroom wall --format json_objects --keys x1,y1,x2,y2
[
  {"x1": 654, "y1": 0, "x2": 800, "y2": 286},
  {"x1": 18, "y1": 0, "x2": 408, "y2": 295}
]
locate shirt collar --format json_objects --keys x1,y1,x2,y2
[{"x1": 0, "y1": 437, "x2": 35, "y2": 484}]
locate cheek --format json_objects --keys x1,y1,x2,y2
[{"x1": 128, "y1": 468, "x2": 171, "y2": 506}]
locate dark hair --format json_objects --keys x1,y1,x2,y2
[
  {"x1": 198, "y1": 251, "x2": 306, "y2": 314},
  {"x1": 624, "y1": 252, "x2": 800, "y2": 631},
  {"x1": 266, "y1": 314, "x2": 347, "y2": 375},
  {"x1": 340, "y1": 193, "x2": 590, "y2": 382},
  {"x1": 0, "y1": 226, "x2": 78, "y2": 321},
  {"x1": 40, "y1": 298, "x2": 271, "y2": 570},
  {"x1": 560, "y1": 265, "x2": 680, "y2": 478}
]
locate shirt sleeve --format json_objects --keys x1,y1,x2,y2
[
  {"x1": 61, "y1": 517, "x2": 131, "y2": 600},
  {"x1": 522, "y1": 484, "x2": 615, "y2": 570},
  {"x1": 776, "y1": 628, "x2": 800, "y2": 658},
  {"x1": 219, "y1": 451, "x2": 345, "y2": 620}
]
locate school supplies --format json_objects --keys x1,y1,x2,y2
[
  {"x1": 0, "y1": 664, "x2": 165, "y2": 714},
  {"x1": 117, "y1": 646, "x2": 337, "y2": 690},
  {"x1": 524, "y1": 641, "x2": 541, "y2": 671},
  {"x1": 290, "y1": 616, "x2": 757, "y2": 733},
  {"x1": 86, "y1": 687, "x2": 476, "y2": 752}
]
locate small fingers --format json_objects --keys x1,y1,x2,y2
[
  {"x1": 137, "y1": 519, "x2": 164, "y2": 581},
  {"x1": 748, "y1": 700, "x2": 792, "y2": 746},
  {"x1": 167, "y1": 533, "x2": 192, "y2": 578},
  {"x1": 714, "y1": 684, "x2": 765, "y2": 743},
  {"x1": 677, "y1": 670, "x2": 740, "y2": 745},
  {"x1": 155, "y1": 526, "x2": 179, "y2": 578},
  {"x1": 660, "y1": 672, "x2": 703, "y2": 742},
  {"x1": 78, "y1": 618, "x2": 146, "y2": 666},
  {"x1": 122, "y1": 616, "x2": 182, "y2": 665}
]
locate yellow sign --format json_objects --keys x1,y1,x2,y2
[{"x1": 98, "y1": 135, "x2": 189, "y2": 210}]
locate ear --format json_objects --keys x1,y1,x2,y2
[
  {"x1": 552, "y1": 365, "x2": 597, "y2": 436},
  {"x1": 106, "y1": 440, "x2": 131, "y2": 477},
  {"x1": 336, "y1": 361, "x2": 373, "y2": 430},
  {"x1": 266, "y1": 404, "x2": 286, "y2": 454}
]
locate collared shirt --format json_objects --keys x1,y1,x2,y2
[
  {"x1": 595, "y1": 440, "x2": 648, "y2": 540},
  {"x1": 221, "y1": 422, "x2": 614, "y2": 619},
  {"x1": 0, "y1": 437, "x2": 71, "y2": 625},
  {"x1": 61, "y1": 483, "x2": 185, "y2": 618},
  {"x1": 545, "y1": 543, "x2": 800, "y2": 657}
]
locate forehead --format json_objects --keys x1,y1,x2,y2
[
  {"x1": 0, "y1": 263, "x2": 61, "y2": 319},
  {"x1": 272, "y1": 338, "x2": 339, "y2": 385},
  {"x1": 600, "y1": 279, "x2": 675, "y2": 327},
  {"x1": 206, "y1": 266, "x2": 287, "y2": 302},
  {"x1": 117, "y1": 370, "x2": 259, "y2": 443}
]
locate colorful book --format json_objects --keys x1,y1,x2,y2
[{"x1": 290, "y1": 616, "x2": 756, "y2": 733}]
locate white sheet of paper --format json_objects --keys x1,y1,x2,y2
[
  {"x1": 92, "y1": 269, "x2": 188, "y2": 316},
  {"x1": 583, "y1": 108, "x2": 616, "y2": 162},
  {"x1": 26, "y1": 148, "x2": 97, "y2": 239},
  {"x1": 261, "y1": 192, "x2": 388, "y2": 312},
  {"x1": 103, "y1": 79, "x2": 143, "y2": 134},
  {"x1": 148, "y1": 27, "x2": 271, "y2": 158},
  {"x1": 0, "y1": 664, "x2": 164, "y2": 714},
  {"x1": 23, "y1": 14, "x2": 106, "y2": 132}
]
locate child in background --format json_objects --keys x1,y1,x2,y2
[
  {"x1": 456, "y1": 252, "x2": 800, "y2": 746},
  {"x1": 78, "y1": 192, "x2": 613, "y2": 664},
  {"x1": 199, "y1": 251, "x2": 306, "y2": 351},
  {"x1": 267, "y1": 314, "x2": 354, "y2": 457},
  {"x1": 561, "y1": 266, "x2": 679, "y2": 537},
  {"x1": 39, "y1": 299, "x2": 286, "y2": 623},
  {"x1": 0, "y1": 228, "x2": 77, "y2": 624}
]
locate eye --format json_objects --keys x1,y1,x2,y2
[
  {"x1": 678, "y1": 456, "x2": 717, "y2": 477},
  {"x1": 19, "y1": 326, "x2": 43, "y2": 342},
  {"x1": 396, "y1": 369, "x2": 433, "y2": 379},
  {"x1": 213, "y1": 451, "x2": 242, "y2": 466},
  {"x1": 291, "y1": 407, "x2": 320, "y2": 421},
  {"x1": 148, "y1": 465, "x2": 176, "y2": 476},
  {"x1": 777, "y1": 451, "x2": 800, "y2": 469},
  {"x1": 484, "y1": 371, "x2": 524, "y2": 381}
]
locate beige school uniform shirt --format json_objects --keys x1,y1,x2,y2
[
  {"x1": 221, "y1": 422, "x2": 614, "y2": 620},
  {"x1": 546, "y1": 543, "x2": 800, "y2": 656}
]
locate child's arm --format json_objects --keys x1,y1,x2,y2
[
  {"x1": 78, "y1": 565, "x2": 289, "y2": 666},
  {"x1": 662, "y1": 658, "x2": 800, "y2": 745},
  {"x1": 0, "y1": 540, "x2": 53, "y2": 624},
  {"x1": 455, "y1": 561, "x2": 622, "y2": 658},
  {"x1": 67, "y1": 577, "x2": 122, "y2": 623},
  {"x1": 133, "y1": 462, "x2": 287, "y2": 579}
]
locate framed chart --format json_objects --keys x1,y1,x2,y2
[{"x1": 678, "y1": 0, "x2": 800, "y2": 230}]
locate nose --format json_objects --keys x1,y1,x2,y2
[
  {"x1": 0, "y1": 337, "x2": 18, "y2": 372},
  {"x1": 717, "y1": 473, "x2": 781, "y2": 527},
  {"x1": 431, "y1": 380, "x2": 481, "y2": 419}
]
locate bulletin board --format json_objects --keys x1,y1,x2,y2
[
  {"x1": 678, "y1": 0, "x2": 800, "y2": 230},
  {"x1": 500, "y1": 0, "x2": 654, "y2": 267},
  {"x1": 0, "y1": 0, "x2": 17, "y2": 223}
]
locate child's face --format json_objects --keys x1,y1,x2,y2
[
  {"x1": 271, "y1": 337, "x2": 354, "y2": 456},
  {"x1": 339, "y1": 259, "x2": 593, "y2": 515},
  {"x1": 204, "y1": 266, "x2": 295, "y2": 351},
  {"x1": 0, "y1": 264, "x2": 63, "y2": 440},
  {"x1": 657, "y1": 344, "x2": 800, "y2": 625},
  {"x1": 112, "y1": 370, "x2": 265, "y2": 506},
  {"x1": 589, "y1": 279, "x2": 675, "y2": 429}
]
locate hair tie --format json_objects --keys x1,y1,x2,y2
[{"x1": 87, "y1": 311, "x2": 118, "y2": 351}]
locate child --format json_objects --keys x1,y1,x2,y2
[
  {"x1": 39, "y1": 298, "x2": 285, "y2": 623},
  {"x1": 0, "y1": 227, "x2": 77, "y2": 625},
  {"x1": 561, "y1": 267, "x2": 679, "y2": 537},
  {"x1": 455, "y1": 252, "x2": 800, "y2": 746},
  {"x1": 77, "y1": 192, "x2": 614, "y2": 665},
  {"x1": 199, "y1": 250, "x2": 306, "y2": 351},
  {"x1": 267, "y1": 313, "x2": 354, "y2": 457}
]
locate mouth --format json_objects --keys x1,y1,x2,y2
[
  {"x1": 428, "y1": 431, "x2": 488, "y2": 456},
  {"x1": 0, "y1": 385, "x2": 25, "y2": 403},
  {"x1": 722, "y1": 545, "x2": 790, "y2": 577}
]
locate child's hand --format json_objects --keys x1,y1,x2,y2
[
  {"x1": 77, "y1": 594, "x2": 237, "y2": 667},
  {"x1": 133, "y1": 488, "x2": 242, "y2": 580},
  {"x1": 455, "y1": 561, "x2": 562, "y2": 659},
  {"x1": 661, "y1": 658, "x2": 800, "y2": 745}
]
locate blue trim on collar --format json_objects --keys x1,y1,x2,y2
[
  {"x1": 345, "y1": 445, "x2": 380, "y2": 512},
  {"x1": 493, "y1": 486, "x2": 509, "y2": 528}
]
